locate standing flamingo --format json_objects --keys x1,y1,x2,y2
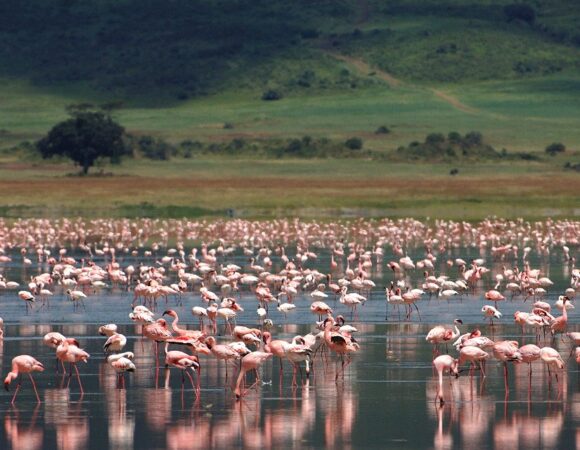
[
  {"x1": 519, "y1": 344, "x2": 541, "y2": 383},
  {"x1": 551, "y1": 296, "x2": 570, "y2": 338},
  {"x1": 432, "y1": 354, "x2": 459, "y2": 405},
  {"x1": 56, "y1": 340, "x2": 90, "y2": 394},
  {"x1": 484, "y1": 289, "x2": 505, "y2": 309},
  {"x1": 143, "y1": 318, "x2": 173, "y2": 368},
  {"x1": 107, "y1": 352, "x2": 136, "y2": 387},
  {"x1": 458, "y1": 346, "x2": 489, "y2": 377},
  {"x1": 234, "y1": 351, "x2": 272, "y2": 399},
  {"x1": 323, "y1": 317, "x2": 359, "y2": 381},
  {"x1": 4, "y1": 355, "x2": 44, "y2": 404},
  {"x1": 164, "y1": 342, "x2": 200, "y2": 397},
  {"x1": 540, "y1": 346, "x2": 565, "y2": 392},
  {"x1": 492, "y1": 340, "x2": 522, "y2": 394}
]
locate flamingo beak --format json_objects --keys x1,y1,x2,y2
[{"x1": 4, "y1": 381, "x2": 9, "y2": 391}]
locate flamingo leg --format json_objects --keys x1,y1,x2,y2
[
  {"x1": 28, "y1": 374, "x2": 41, "y2": 403},
  {"x1": 73, "y1": 363, "x2": 84, "y2": 394},
  {"x1": 10, "y1": 378, "x2": 22, "y2": 405},
  {"x1": 503, "y1": 362, "x2": 509, "y2": 393}
]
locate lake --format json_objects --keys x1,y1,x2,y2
[{"x1": 0, "y1": 222, "x2": 578, "y2": 449}]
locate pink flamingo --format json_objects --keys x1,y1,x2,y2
[
  {"x1": 164, "y1": 342, "x2": 200, "y2": 396},
  {"x1": 4, "y1": 355, "x2": 44, "y2": 404},
  {"x1": 458, "y1": 346, "x2": 489, "y2": 377},
  {"x1": 163, "y1": 310, "x2": 205, "y2": 341},
  {"x1": 323, "y1": 317, "x2": 359, "y2": 381},
  {"x1": 56, "y1": 340, "x2": 90, "y2": 394},
  {"x1": 432, "y1": 354, "x2": 458, "y2": 405},
  {"x1": 262, "y1": 331, "x2": 289, "y2": 376},
  {"x1": 519, "y1": 344, "x2": 541, "y2": 383},
  {"x1": 234, "y1": 351, "x2": 272, "y2": 399},
  {"x1": 540, "y1": 346, "x2": 565, "y2": 392},
  {"x1": 550, "y1": 296, "x2": 570, "y2": 338},
  {"x1": 143, "y1": 318, "x2": 173, "y2": 368},
  {"x1": 205, "y1": 336, "x2": 241, "y2": 381},
  {"x1": 485, "y1": 289, "x2": 505, "y2": 309},
  {"x1": 492, "y1": 340, "x2": 522, "y2": 393}
]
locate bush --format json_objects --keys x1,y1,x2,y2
[
  {"x1": 504, "y1": 4, "x2": 535, "y2": 24},
  {"x1": 345, "y1": 137, "x2": 363, "y2": 150},
  {"x1": 375, "y1": 126, "x2": 390, "y2": 135},
  {"x1": 425, "y1": 133, "x2": 445, "y2": 146},
  {"x1": 464, "y1": 131, "x2": 482, "y2": 146},
  {"x1": 545, "y1": 142, "x2": 566, "y2": 156},
  {"x1": 137, "y1": 136, "x2": 175, "y2": 160},
  {"x1": 447, "y1": 131, "x2": 461, "y2": 143},
  {"x1": 261, "y1": 90, "x2": 282, "y2": 101}
]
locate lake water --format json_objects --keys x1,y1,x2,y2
[{"x1": 0, "y1": 244, "x2": 578, "y2": 449}]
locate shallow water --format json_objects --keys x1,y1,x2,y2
[{"x1": 0, "y1": 246, "x2": 578, "y2": 449}]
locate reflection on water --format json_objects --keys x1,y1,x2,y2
[
  {"x1": 0, "y1": 322, "x2": 579, "y2": 449},
  {"x1": 0, "y1": 244, "x2": 578, "y2": 449}
]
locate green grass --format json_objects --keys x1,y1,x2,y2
[{"x1": 0, "y1": 157, "x2": 577, "y2": 220}]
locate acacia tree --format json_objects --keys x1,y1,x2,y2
[{"x1": 37, "y1": 112, "x2": 129, "y2": 174}]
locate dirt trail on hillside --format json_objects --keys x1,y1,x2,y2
[{"x1": 327, "y1": 52, "x2": 481, "y2": 115}]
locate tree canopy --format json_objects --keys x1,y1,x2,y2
[{"x1": 37, "y1": 112, "x2": 129, "y2": 174}]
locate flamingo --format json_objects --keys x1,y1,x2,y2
[
  {"x1": 323, "y1": 317, "x2": 359, "y2": 381},
  {"x1": 56, "y1": 339, "x2": 90, "y2": 394},
  {"x1": 163, "y1": 310, "x2": 205, "y2": 341},
  {"x1": 107, "y1": 352, "x2": 136, "y2": 387},
  {"x1": 432, "y1": 354, "x2": 459, "y2": 405},
  {"x1": 551, "y1": 296, "x2": 570, "y2": 338},
  {"x1": 205, "y1": 336, "x2": 241, "y2": 380},
  {"x1": 540, "y1": 346, "x2": 565, "y2": 391},
  {"x1": 234, "y1": 351, "x2": 272, "y2": 399},
  {"x1": 103, "y1": 332, "x2": 127, "y2": 354},
  {"x1": 262, "y1": 331, "x2": 290, "y2": 376},
  {"x1": 4, "y1": 355, "x2": 45, "y2": 404},
  {"x1": 458, "y1": 346, "x2": 489, "y2": 377},
  {"x1": 164, "y1": 342, "x2": 200, "y2": 397},
  {"x1": 482, "y1": 305, "x2": 502, "y2": 325},
  {"x1": 519, "y1": 344, "x2": 541, "y2": 382},
  {"x1": 18, "y1": 290, "x2": 35, "y2": 312},
  {"x1": 426, "y1": 319, "x2": 462, "y2": 355},
  {"x1": 492, "y1": 340, "x2": 522, "y2": 393},
  {"x1": 143, "y1": 318, "x2": 173, "y2": 367},
  {"x1": 286, "y1": 336, "x2": 313, "y2": 386},
  {"x1": 484, "y1": 289, "x2": 505, "y2": 309}
]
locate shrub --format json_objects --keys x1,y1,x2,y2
[
  {"x1": 545, "y1": 142, "x2": 566, "y2": 156},
  {"x1": 345, "y1": 137, "x2": 363, "y2": 150},
  {"x1": 464, "y1": 131, "x2": 482, "y2": 146},
  {"x1": 261, "y1": 89, "x2": 282, "y2": 101},
  {"x1": 447, "y1": 131, "x2": 461, "y2": 143},
  {"x1": 375, "y1": 126, "x2": 390, "y2": 135},
  {"x1": 504, "y1": 4, "x2": 535, "y2": 24},
  {"x1": 425, "y1": 133, "x2": 445, "y2": 146}
]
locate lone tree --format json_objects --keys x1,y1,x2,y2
[
  {"x1": 545, "y1": 142, "x2": 566, "y2": 156},
  {"x1": 37, "y1": 112, "x2": 129, "y2": 174}
]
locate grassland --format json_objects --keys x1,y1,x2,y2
[
  {"x1": 0, "y1": 1, "x2": 579, "y2": 221},
  {"x1": 0, "y1": 157, "x2": 577, "y2": 220}
]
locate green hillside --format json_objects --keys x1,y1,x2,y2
[{"x1": 1, "y1": 0, "x2": 580, "y2": 154}]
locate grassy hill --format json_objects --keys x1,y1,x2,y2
[
  {"x1": 0, "y1": 1, "x2": 578, "y2": 139},
  {"x1": 0, "y1": 0, "x2": 579, "y2": 222}
]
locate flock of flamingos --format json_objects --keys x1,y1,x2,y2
[{"x1": 0, "y1": 217, "x2": 578, "y2": 407}]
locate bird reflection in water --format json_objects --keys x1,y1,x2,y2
[
  {"x1": 44, "y1": 388, "x2": 89, "y2": 450},
  {"x1": 105, "y1": 386, "x2": 135, "y2": 450},
  {"x1": 143, "y1": 388, "x2": 172, "y2": 432},
  {"x1": 429, "y1": 380, "x2": 565, "y2": 450},
  {"x1": 4, "y1": 405, "x2": 43, "y2": 450}
]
